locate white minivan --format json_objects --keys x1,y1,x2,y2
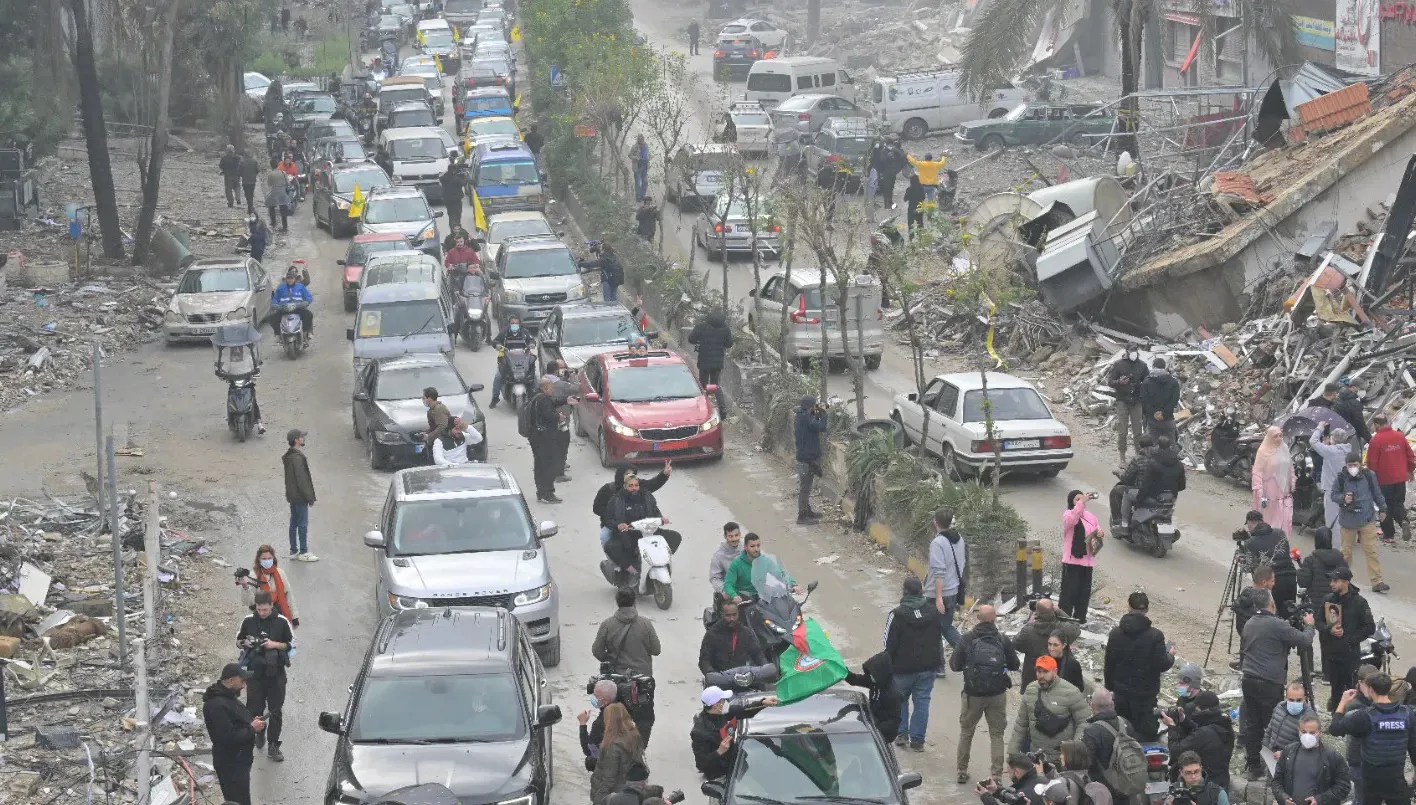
[
  {"x1": 745, "y1": 57, "x2": 854, "y2": 109},
  {"x1": 872, "y1": 69, "x2": 1026, "y2": 140}
]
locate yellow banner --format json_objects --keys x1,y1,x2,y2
[
  {"x1": 472, "y1": 188, "x2": 486, "y2": 231},
  {"x1": 510, "y1": 24, "x2": 522, "y2": 42},
  {"x1": 349, "y1": 183, "x2": 365, "y2": 218},
  {"x1": 981, "y1": 293, "x2": 1005, "y2": 368}
]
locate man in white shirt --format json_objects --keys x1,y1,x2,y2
[{"x1": 432, "y1": 417, "x2": 483, "y2": 465}]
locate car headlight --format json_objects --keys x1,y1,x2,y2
[
  {"x1": 513, "y1": 584, "x2": 551, "y2": 607},
  {"x1": 503, "y1": 290, "x2": 525, "y2": 303},
  {"x1": 165, "y1": 310, "x2": 183, "y2": 323},
  {"x1": 700, "y1": 410, "x2": 721, "y2": 432},
  {"x1": 566, "y1": 285, "x2": 586, "y2": 301},
  {"x1": 387, "y1": 592, "x2": 421, "y2": 610},
  {"x1": 607, "y1": 415, "x2": 637, "y2": 438},
  {"x1": 225, "y1": 306, "x2": 248, "y2": 321},
  {"x1": 419, "y1": 224, "x2": 437, "y2": 242},
  {"x1": 336, "y1": 198, "x2": 352, "y2": 210},
  {"x1": 373, "y1": 429, "x2": 407, "y2": 444},
  {"x1": 494, "y1": 796, "x2": 534, "y2": 805}
]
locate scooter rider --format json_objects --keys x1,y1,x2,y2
[
  {"x1": 595, "y1": 465, "x2": 671, "y2": 546},
  {"x1": 698, "y1": 600, "x2": 766, "y2": 676},
  {"x1": 722, "y1": 532, "x2": 803, "y2": 603},
  {"x1": 709, "y1": 522, "x2": 743, "y2": 604},
  {"x1": 265, "y1": 268, "x2": 314, "y2": 341},
  {"x1": 1110, "y1": 435, "x2": 1155, "y2": 525},
  {"x1": 1128, "y1": 435, "x2": 1185, "y2": 527},
  {"x1": 605, "y1": 472, "x2": 681, "y2": 577},
  {"x1": 489, "y1": 316, "x2": 532, "y2": 409},
  {"x1": 444, "y1": 235, "x2": 480, "y2": 276},
  {"x1": 214, "y1": 333, "x2": 267, "y2": 435}
]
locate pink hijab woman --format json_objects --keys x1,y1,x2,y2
[{"x1": 1251, "y1": 426, "x2": 1295, "y2": 536}]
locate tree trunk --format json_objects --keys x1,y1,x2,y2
[
  {"x1": 133, "y1": 0, "x2": 183, "y2": 267},
  {"x1": 980, "y1": 362, "x2": 1004, "y2": 507},
  {"x1": 224, "y1": 58, "x2": 248, "y2": 154},
  {"x1": 806, "y1": 0, "x2": 820, "y2": 45},
  {"x1": 818, "y1": 260, "x2": 828, "y2": 400},
  {"x1": 69, "y1": 0, "x2": 126, "y2": 259},
  {"x1": 1114, "y1": 0, "x2": 1141, "y2": 157},
  {"x1": 779, "y1": 211, "x2": 795, "y2": 374}
]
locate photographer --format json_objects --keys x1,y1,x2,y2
[
  {"x1": 591, "y1": 588, "x2": 661, "y2": 746},
  {"x1": 1332, "y1": 452, "x2": 1390, "y2": 594},
  {"x1": 1238, "y1": 588, "x2": 1315, "y2": 781},
  {"x1": 1270, "y1": 713, "x2": 1350, "y2": 805},
  {"x1": 1172, "y1": 751, "x2": 1229, "y2": 805},
  {"x1": 977, "y1": 753, "x2": 1051, "y2": 805},
  {"x1": 235, "y1": 591, "x2": 295, "y2": 763},
  {"x1": 236, "y1": 544, "x2": 298, "y2": 626},
  {"x1": 794, "y1": 396, "x2": 828, "y2": 525},
  {"x1": 1239, "y1": 510, "x2": 1298, "y2": 613},
  {"x1": 1165, "y1": 691, "x2": 1236, "y2": 789},
  {"x1": 690, "y1": 686, "x2": 776, "y2": 778},
  {"x1": 1322, "y1": 567, "x2": 1375, "y2": 712}
]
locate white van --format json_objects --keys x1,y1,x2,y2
[
  {"x1": 745, "y1": 57, "x2": 853, "y2": 109},
  {"x1": 872, "y1": 69, "x2": 1027, "y2": 140}
]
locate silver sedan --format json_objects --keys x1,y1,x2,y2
[
  {"x1": 164, "y1": 258, "x2": 273, "y2": 343},
  {"x1": 694, "y1": 193, "x2": 781, "y2": 258}
]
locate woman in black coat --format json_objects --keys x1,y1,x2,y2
[
  {"x1": 844, "y1": 652, "x2": 902, "y2": 743},
  {"x1": 1047, "y1": 630, "x2": 1087, "y2": 692}
]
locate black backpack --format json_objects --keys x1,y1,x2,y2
[
  {"x1": 963, "y1": 632, "x2": 1012, "y2": 697},
  {"x1": 517, "y1": 394, "x2": 541, "y2": 439}
]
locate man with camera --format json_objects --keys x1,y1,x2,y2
[
  {"x1": 1322, "y1": 567, "x2": 1375, "y2": 711},
  {"x1": 1239, "y1": 510, "x2": 1298, "y2": 613},
  {"x1": 1238, "y1": 588, "x2": 1316, "y2": 780},
  {"x1": 1332, "y1": 452, "x2": 1390, "y2": 594},
  {"x1": 976, "y1": 752, "x2": 1051, "y2": 805},
  {"x1": 591, "y1": 587, "x2": 661, "y2": 746},
  {"x1": 235, "y1": 590, "x2": 295, "y2": 763},
  {"x1": 1270, "y1": 713, "x2": 1350, "y2": 805},
  {"x1": 1165, "y1": 690, "x2": 1236, "y2": 789},
  {"x1": 1172, "y1": 750, "x2": 1229, "y2": 805}
]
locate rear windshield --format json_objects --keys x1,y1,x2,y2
[
  {"x1": 962, "y1": 388, "x2": 1051, "y2": 423},
  {"x1": 477, "y1": 160, "x2": 538, "y2": 186},
  {"x1": 465, "y1": 96, "x2": 513, "y2": 112},
  {"x1": 379, "y1": 88, "x2": 426, "y2": 110},
  {"x1": 833, "y1": 136, "x2": 872, "y2": 156},
  {"x1": 334, "y1": 168, "x2": 391, "y2": 193},
  {"x1": 388, "y1": 137, "x2": 445, "y2": 160},
  {"x1": 293, "y1": 96, "x2": 336, "y2": 114},
  {"x1": 389, "y1": 109, "x2": 436, "y2": 128},
  {"x1": 747, "y1": 72, "x2": 792, "y2": 93},
  {"x1": 732, "y1": 113, "x2": 770, "y2": 126},
  {"x1": 356, "y1": 299, "x2": 444, "y2": 338},
  {"x1": 445, "y1": 0, "x2": 478, "y2": 11},
  {"x1": 423, "y1": 31, "x2": 455, "y2": 47},
  {"x1": 488, "y1": 217, "x2": 552, "y2": 243}
]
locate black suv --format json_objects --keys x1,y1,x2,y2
[
  {"x1": 701, "y1": 690, "x2": 922, "y2": 805},
  {"x1": 319, "y1": 607, "x2": 561, "y2": 805},
  {"x1": 712, "y1": 35, "x2": 766, "y2": 80}
]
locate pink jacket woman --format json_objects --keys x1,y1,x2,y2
[
  {"x1": 1251, "y1": 426, "x2": 1295, "y2": 537},
  {"x1": 1062, "y1": 492, "x2": 1099, "y2": 567},
  {"x1": 1058, "y1": 490, "x2": 1100, "y2": 622}
]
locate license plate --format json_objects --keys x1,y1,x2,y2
[
  {"x1": 1145, "y1": 782, "x2": 1169, "y2": 794},
  {"x1": 414, "y1": 444, "x2": 424, "y2": 453},
  {"x1": 1157, "y1": 523, "x2": 1176, "y2": 534},
  {"x1": 701, "y1": 175, "x2": 719, "y2": 184},
  {"x1": 1005, "y1": 439, "x2": 1041, "y2": 450},
  {"x1": 652, "y1": 442, "x2": 661, "y2": 451},
  {"x1": 189, "y1": 327, "x2": 215, "y2": 335}
]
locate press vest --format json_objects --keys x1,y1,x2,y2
[{"x1": 1363, "y1": 704, "x2": 1412, "y2": 770}]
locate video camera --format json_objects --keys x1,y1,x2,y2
[
  {"x1": 976, "y1": 781, "x2": 1027, "y2": 805},
  {"x1": 586, "y1": 662, "x2": 656, "y2": 706}
]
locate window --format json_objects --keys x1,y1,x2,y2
[
  {"x1": 797, "y1": 75, "x2": 815, "y2": 90},
  {"x1": 352, "y1": 673, "x2": 526, "y2": 742},
  {"x1": 761, "y1": 276, "x2": 783, "y2": 302},
  {"x1": 935, "y1": 383, "x2": 960, "y2": 417},
  {"x1": 356, "y1": 299, "x2": 444, "y2": 338},
  {"x1": 390, "y1": 496, "x2": 535, "y2": 555},
  {"x1": 516, "y1": 665, "x2": 536, "y2": 711},
  {"x1": 920, "y1": 378, "x2": 944, "y2": 408},
  {"x1": 608, "y1": 364, "x2": 701, "y2": 402},
  {"x1": 362, "y1": 195, "x2": 431, "y2": 224},
  {"x1": 387, "y1": 137, "x2": 445, "y2": 161},
  {"x1": 584, "y1": 361, "x2": 604, "y2": 395},
  {"x1": 476, "y1": 160, "x2": 539, "y2": 186},
  {"x1": 179, "y1": 267, "x2": 249, "y2": 293},
  {"x1": 961, "y1": 387, "x2": 1051, "y2": 423},
  {"x1": 732, "y1": 732, "x2": 896, "y2": 801},
  {"x1": 562, "y1": 314, "x2": 636, "y2": 347},
  {"x1": 347, "y1": 238, "x2": 409, "y2": 265},
  {"x1": 502, "y1": 246, "x2": 577, "y2": 279},
  {"x1": 335, "y1": 168, "x2": 392, "y2": 193},
  {"x1": 820, "y1": 72, "x2": 835, "y2": 87},
  {"x1": 376, "y1": 365, "x2": 463, "y2": 401},
  {"x1": 488, "y1": 217, "x2": 553, "y2": 243},
  {"x1": 747, "y1": 72, "x2": 791, "y2": 93}
]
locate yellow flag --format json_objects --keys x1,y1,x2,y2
[
  {"x1": 435, "y1": 53, "x2": 443, "y2": 72},
  {"x1": 980, "y1": 293, "x2": 1006, "y2": 369},
  {"x1": 349, "y1": 182, "x2": 366, "y2": 218},
  {"x1": 513, "y1": 93, "x2": 522, "y2": 113},
  {"x1": 417, "y1": 29, "x2": 426, "y2": 45},
  {"x1": 510, "y1": 24, "x2": 522, "y2": 42},
  {"x1": 472, "y1": 188, "x2": 487, "y2": 231},
  {"x1": 451, "y1": 24, "x2": 459, "y2": 39}
]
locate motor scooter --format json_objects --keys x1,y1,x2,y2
[
  {"x1": 211, "y1": 324, "x2": 263, "y2": 442},
  {"x1": 598, "y1": 517, "x2": 677, "y2": 610},
  {"x1": 1143, "y1": 742, "x2": 1170, "y2": 805},
  {"x1": 1108, "y1": 479, "x2": 1181, "y2": 558},
  {"x1": 1205, "y1": 408, "x2": 1262, "y2": 483},
  {"x1": 498, "y1": 346, "x2": 537, "y2": 409},
  {"x1": 454, "y1": 268, "x2": 489, "y2": 351},
  {"x1": 704, "y1": 554, "x2": 818, "y2": 663},
  {"x1": 277, "y1": 300, "x2": 311, "y2": 359}
]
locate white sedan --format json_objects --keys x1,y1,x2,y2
[{"x1": 891, "y1": 371, "x2": 1072, "y2": 478}]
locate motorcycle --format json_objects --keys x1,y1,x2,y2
[
  {"x1": 706, "y1": 554, "x2": 818, "y2": 663},
  {"x1": 1108, "y1": 482, "x2": 1180, "y2": 558},
  {"x1": 1205, "y1": 408, "x2": 1262, "y2": 483},
  {"x1": 455, "y1": 269, "x2": 490, "y2": 351},
  {"x1": 703, "y1": 663, "x2": 780, "y2": 693},
  {"x1": 211, "y1": 324, "x2": 263, "y2": 443},
  {"x1": 598, "y1": 517, "x2": 677, "y2": 609},
  {"x1": 1143, "y1": 742, "x2": 1170, "y2": 805},
  {"x1": 277, "y1": 300, "x2": 311, "y2": 359},
  {"x1": 498, "y1": 346, "x2": 537, "y2": 409},
  {"x1": 1361, "y1": 618, "x2": 1399, "y2": 673}
]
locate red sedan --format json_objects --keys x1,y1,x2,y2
[
  {"x1": 337, "y1": 233, "x2": 412, "y2": 311},
  {"x1": 572, "y1": 349, "x2": 724, "y2": 467}
]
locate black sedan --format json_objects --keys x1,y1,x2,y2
[{"x1": 352, "y1": 354, "x2": 487, "y2": 469}]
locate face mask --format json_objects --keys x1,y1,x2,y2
[
  {"x1": 1347, "y1": 466, "x2": 1360, "y2": 477},
  {"x1": 589, "y1": 697, "x2": 601, "y2": 711},
  {"x1": 1286, "y1": 701, "x2": 1305, "y2": 716},
  {"x1": 1176, "y1": 685, "x2": 1190, "y2": 697},
  {"x1": 510, "y1": 324, "x2": 520, "y2": 333},
  {"x1": 1299, "y1": 733, "x2": 1319, "y2": 749},
  {"x1": 259, "y1": 558, "x2": 274, "y2": 569}
]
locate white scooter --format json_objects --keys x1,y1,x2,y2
[{"x1": 599, "y1": 517, "x2": 677, "y2": 610}]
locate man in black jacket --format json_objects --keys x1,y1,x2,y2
[
  {"x1": 1137, "y1": 436, "x2": 1186, "y2": 504},
  {"x1": 1322, "y1": 566, "x2": 1376, "y2": 711},
  {"x1": 527, "y1": 376, "x2": 565, "y2": 503},
  {"x1": 578, "y1": 679, "x2": 617, "y2": 770},
  {"x1": 1335, "y1": 383, "x2": 1371, "y2": 447},
  {"x1": 794, "y1": 396, "x2": 828, "y2": 524},
  {"x1": 236, "y1": 591, "x2": 295, "y2": 763},
  {"x1": 1081, "y1": 687, "x2": 1138, "y2": 802},
  {"x1": 688, "y1": 311, "x2": 734, "y2": 388},
  {"x1": 605, "y1": 472, "x2": 674, "y2": 573},
  {"x1": 438, "y1": 160, "x2": 466, "y2": 229},
  {"x1": 690, "y1": 686, "x2": 776, "y2": 778},
  {"x1": 977, "y1": 753, "x2": 1050, "y2": 805},
  {"x1": 698, "y1": 600, "x2": 765, "y2": 675},
  {"x1": 220, "y1": 145, "x2": 242, "y2": 207},
  {"x1": 1110, "y1": 435, "x2": 1154, "y2": 524},
  {"x1": 950, "y1": 604, "x2": 1019, "y2": 782},
  {"x1": 844, "y1": 652, "x2": 902, "y2": 744},
  {"x1": 1139, "y1": 357, "x2": 1181, "y2": 442},
  {"x1": 239, "y1": 151, "x2": 261, "y2": 214},
  {"x1": 595, "y1": 464, "x2": 670, "y2": 548},
  {"x1": 885, "y1": 577, "x2": 945, "y2": 752},
  {"x1": 1233, "y1": 564, "x2": 1277, "y2": 653},
  {"x1": 1107, "y1": 349, "x2": 1149, "y2": 465},
  {"x1": 1270, "y1": 713, "x2": 1351, "y2": 805},
  {"x1": 202, "y1": 663, "x2": 265, "y2": 805},
  {"x1": 1241, "y1": 510, "x2": 1298, "y2": 613},
  {"x1": 1164, "y1": 691, "x2": 1236, "y2": 789},
  {"x1": 1103, "y1": 591, "x2": 1174, "y2": 741}
]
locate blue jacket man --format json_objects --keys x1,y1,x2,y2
[
  {"x1": 267, "y1": 270, "x2": 314, "y2": 338},
  {"x1": 794, "y1": 396, "x2": 827, "y2": 524}
]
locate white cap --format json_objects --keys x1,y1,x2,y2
[{"x1": 701, "y1": 686, "x2": 733, "y2": 707}]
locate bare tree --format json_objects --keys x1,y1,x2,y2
[
  {"x1": 133, "y1": 0, "x2": 183, "y2": 267},
  {"x1": 68, "y1": 0, "x2": 125, "y2": 259},
  {"x1": 641, "y1": 50, "x2": 693, "y2": 254}
]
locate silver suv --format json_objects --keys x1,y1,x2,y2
[
  {"x1": 363, "y1": 463, "x2": 562, "y2": 665},
  {"x1": 489, "y1": 235, "x2": 590, "y2": 331},
  {"x1": 358, "y1": 186, "x2": 444, "y2": 259}
]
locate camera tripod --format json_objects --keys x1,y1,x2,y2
[{"x1": 1203, "y1": 550, "x2": 1248, "y2": 668}]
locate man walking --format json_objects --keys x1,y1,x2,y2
[
  {"x1": 1139, "y1": 357, "x2": 1180, "y2": 442},
  {"x1": 1330, "y1": 673, "x2": 1416, "y2": 805},
  {"x1": 239, "y1": 150, "x2": 261, "y2": 215},
  {"x1": 220, "y1": 145, "x2": 242, "y2": 208},
  {"x1": 631, "y1": 134, "x2": 650, "y2": 201},
  {"x1": 236, "y1": 591, "x2": 295, "y2": 763},
  {"x1": 793, "y1": 396, "x2": 827, "y2": 524},
  {"x1": 1366, "y1": 413, "x2": 1413, "y2": 543},
  {"x1": 1238, "y1": 588, "x2": 1316, "y2": 780},
  {"x1": 688, "y1": 310, "x2": 733, "y2": 388},
  {"x1": 1333, "y1": 451, "x2": 1390, "y2": 593},
  {"x1": 591, "y1": 587, "x2": 661, "y2": 744},
  {"x1": 203, "y1": 663, "x2": 265, "y2": 805},
  {"x1": 282, "y1": 429, "x2": 318, "y2": 562},
  {"x1": 1103, "y1": 591, "x2": 1174, "y2": 742},
  {"x1": 635, "y1": 196, "x2": 660, "y2": 243},
  {"x1": 1107, "y1": 348, "x2": 1148, "y2": 465},
  {"x1": 1323, "y1": 566, "x2": 1375, "y2": 711},
  {"x1": 528, "y1": 376, "x2": 565, "y2": 503},
  {"x1": 524, "y1": 124, "x2": 545, "y2": 157},
  {"x1": 950, "y1": 603, "x2": 1018, "y2": 782},
  {"x1": 878, "y1": 141, "x2": 906, "y2": 210},
  {"x1": 439, "y1": 161, "x2": 466, "y2": 230},
  {"x1": 687, "y1": 21, "x2": 700, "y2": 55},
  {"x1": 884, "y1": 577, "x2": 944, "y2": 752},
  {"x1": 925, "y1": 508, "x2": 965, "y2": 668}
]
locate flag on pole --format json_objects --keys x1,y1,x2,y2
[
  {"x1": 349, "y1": 183, "x2": 366, "y2": 218},
  {"x1": 435, "y1": 54, "x2": 443, "y2": 73},
  {"x1": 472, "y1": 188, "x2": 487, "y2": 231},
  {"x1": 510, "y1": 24, "x2": 522, "y2": 42},
  {"x1": 417, "y1": 29, "x2": 426, "y2": 45},
  {"x1": 775, "y1": 618, "x2": 847, "y2": 704}
]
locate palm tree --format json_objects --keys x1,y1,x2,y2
[{"x1": 958, "y1": 0, "x2": 1301, "y2": 155}]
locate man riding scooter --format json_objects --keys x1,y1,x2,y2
[
  {"x1": 603, "y1": 472, "x2": 682, "y2": 580},
  {"x1": 444, "y1": 235, "x2": 480, "y2": 278},
  {"x1": 263, "y1": 268, "x2": 315, "y2": 342},
  {"x1": 489, "y1": 316, "x2": 532, "y2": 409},
  {"x1": 1124, "y1": 435, "x2": 1185, "y2": 529}
]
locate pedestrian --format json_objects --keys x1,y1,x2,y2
[
  {"x1": 528, "y1": 376, "x2": 565, "y2": 503},
  {"x1": 1233, "y1": 564, "x2": 1277, "y2": 653},
  {"x1": 687, "y1": 21, "x2": 700, "y2": 55},
  {"x1": 439, "y1": 161, "x2": 465, "y2": 229},
  {"x1": 708, "y1": 521, "x2": 741, "y2": 603},
  {"x1": 951, "y1": 603, "x2": 1019, "y2": 782},
  {"x1": 293, "y1": 15, "x2": 306, "y2": 39},
  {"x1": 635, "y1": 196, "x2": 660, "y2": 243},
  {"x1": 246, "y1": 216, "x2": 269, "y2": 263},
  {"x1": 236, "y1": 590, "x2": 295, "y2": 762},
  {"x1": 1174, "y1": 751, "x2": 1231, "y2": 805},
  {"x1": 1008, "y1": 656, "x2": 1090, "y2": 763},
  {"x1": 884, "y1": 576, "x2": 944, "y2": 751},
  {"x1": 1252, "y1": 426, "x2": 1297, "y2": 537},
  {"x1": 879, "y1": 141, "x2": 905, "y2": 210},
  {"x1": 1366, "y1": 413, "x2": 1414, "y2": 543},
  {"x1": 1045, "y1": 630, "x2": 1085, "y2": 692},
  {"x1": 1138, "y1": 357, "x2": 1180, "y2": 442},
  {"x1": 239, "y1": 151, "x2": 260, "y2": 214},
  {"x1": 203, "y1": 663, "x2": 265, "y2": 805},
  {"x1": 578, "y1": 679, "x2": 616, "y2": 769},
  {"x1": 1330, "y1": 672, "x2": 1416, "y2": 805},
  {"x1": 1016, "y1": 598, "x2": 1081, "y2": 690},
  {"x1": 1239, "y1": 508, "x2": 1298, "y2": 611},
  {"x1": 1103, "y1": 591, "x2": 1174, "y2": 742},
  {"x1": 1165, "y1": 691, "x2": 1237, "y2": 789},
  {"x1": 237, "y1": 544, "x2": 298, "y2": 625},
  {"x1": 591, "y1": 587, "x2": 661, "y2": 745},
  {"x1": 690, "y1": 686, "x2": 775, "y2": 778},
  {"x1": 631, "y1": 134, "x2": 650, "y2": 201},
  {"x1": 282, "y1": 429, "x2": 318, "y2": 562},
  {"x1": 906, "y1": 152, "x2": 946, "y2": 201},
  {"x1": 1237, "y1": 588, "x2": 1316, "y2": 780},
  {"x1": 1310, "y1": 423, "x2": 1353, "y2": 531},
  {"x1": 1335, "y1": 381, "x2": 1372, "y2": 449},
  {"x1": 279, "y1": 6, "x2": 289, "y2": 31},
  {"x1": 924, "y1": 508, "x2": 965, "y2": 661},
  {"x1": 422, "y1": 386, "x2": 452, "y2": 451},
  {"x1": 793, "y1": 396, "x2": 827, "y2": 524},
  {"x1": 1323, "y1": 566, "x2": 1376, "y2": 711},
  {"x1": 432, "y1": 416, "x2": 483, "y2": 465},
  {"x1": 1271, "y1": 713, "x2": 1352, "y2": 805},
  {"x1": 1081, "y1": 687, "x2": 1139, "y2": 802},
  {"x1": 1106, "y1": 348, "x2": 1148, "y2": 466},
  {"x1": 524, "y1": 124, "x2": 545, "y2": 156},
  {"x1": 903, "y1": 174, "x2": 926, "y2": 237},
  {"x1": 844, "y1": 652, "x2": 903, "y2": 743},
  {"x1": 264, "y1": 158, "x2": 290, "y2": 232},
  {"x1": 687, "y1": 310, "x2": 733, "y2": 388},
  {"x1": 581, "y1": 241, "x2": 624, "y2": 303},
  {"x1": 1265, "y1": 681, "x2": 1318, "y2": 757},
  {"x1": 865, "y1": 166, "x2": 879, "y2": 200},
  {"x1": 1340, "y1": 666, "x2": 1381, "y2": 805},
  {"x1": 1058, "y1": 490, "x2": 1101, "y2": 622},
  {"x1": 545, "y1": 359, "x2": 576, "y2": 482},
  {"x1": 1333, "y1": 451, "x2": 1390, "y2": 593},
  {"x1": 1299, "y1": 527, "x2": 1349, "y2": 625},
  {"x1": 220, "y1": 145, "x2": 242, "y2": 207}
]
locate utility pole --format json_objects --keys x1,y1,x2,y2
[
  {"x1": 105, "y1": 435, "x2": 127, "y2": 671},
  {"x1": 807, "y1": 0, "x2": 820, "y2": 45},
  {"x1": 144, "y1": 481, "x2": 159, "y2": 641},
  {"x1": 92, "y1": 342, "x2": 104, "y2": 514},
  {"x1": 134, "y1": 637, "x2": 151, "y2": 805}
]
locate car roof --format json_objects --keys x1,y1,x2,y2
[
  {"x1": 384, "y1": 126, "x2": 448, "y2": 141},
  {"x1": 779, "y1": 94, "x2": 836, "y2": 108},
  {"x1": 822, "y1": 116, "x2": 874, "y2": 134},
  {"x1": 502, "y1": 235, "x2": 567, "y2": 253},
  {"x1": 601, "y1": 349, "x2": 686, "y2": 369},
  {"x1": 468, "y1": 115, "x2": 517, "y2": 126},
  {"x1": 559, "y1": 302, "x2": 632, "y2": 319},
  {"x1": 330, "y1": 163, "x2": 385, "y2": 178},
  {"x1": 932, "y1": 371, "x2": 1038, "y2": 391},
  {"x1": 742, "y1": 689, "x2": 872, "y2": 735},
  {"x1": 396, "y1": 463, "x2": 519, "y2": 499},
  {"x1": 367, "y1": 185, "x2": 428, "y2": 200},
  {"x1": 682, "y1": 143, "x2": 736, "y2": 155},
  {"x1": 723, "y1": 17, "x2": 768, "y2": 26},
  {"x1": 365, "y1": 249, "x2": 436, "y2": 267},
  {"x1": 474, "y1": 141, "x2": 534, "y2": 160},
  {"x1": 370, "y1": 607, "x2": 517, "y2": 676},
  {"x1": 353, "y1": 232, "x2": 409, "y2": 243},
  {"x1": 465, "y1": 86, "x2": 512, "y2": 98},
  {"x1": 389, "y1": 100, "x2": 433, "y2": 111},
  {"x1": 359, "y1": 281, "x2": 441, "y2": 304}
]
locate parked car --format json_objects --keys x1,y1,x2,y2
[
  {"x1": 163, "y1": 258, "x2": 271, "y2": 343},
  {"x1": 665, "y1": 144, "x2": 739, "y2": 210},
  {"x1": 536, "y1": 303, "x2": 654, "y2": 372},
  {"x1": 317, "y1": 606, "x2": 561, "y2": 804},
  {"x1": 313, "y1": 161, "x2": 392, "y2": 238},
  {"x1": 716, "y1": 102, "x2": 772, "y2": 158},
  {"x1": 694, "y1": 191, "x2": 781, "y2": 258},
  {"x1": 489, "y1": 234, "x2": 589, "y2": 330},
  {"x1": 244, "y1": 71, "x2": 271, "y2": 121},
  {"x1": 890, "y1": 371, "x2": 1073, "y2": 477},
  {"x1": 358, "y1": 185, "x2": 445, "y2": 259},
  {"x1": 572, "y1": 348, "x2": 723, "y2": 467},
  {"x1": 955, "y1": 102, "x2": 1115, "y2": 150},
  {"x1": 353, "y1": 353, "x2": 487, "y2": 467},
  {"x1": 339, "y1": 233, "x2": 413, "y2": 311},
  {"x1": 796, "y1": 116, "x2": 876, "y2": 190},
  {"x1": 748, "y1": 267, "x2": 883, "y2": 370}
]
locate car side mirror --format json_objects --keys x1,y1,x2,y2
[
  {"x1": 469, "y1": 383, "x2": 485, "y2": 392},
  {"x1": 899, "y1": 771, "x2": 923, "y2": 791},
  {"x1": 318, "y1": 711, "x2": 345, "y2": 735},
  {"x1": 363, "y1": 529, "x2": 386, "y2": 548},
  {"x1": 806, "y1": 580, "x2": 819, "y2": 592},
  {"x1": 434, "y1": 210, "x2": 445, "y2": 218},
  {"x1": 747, "y1": 288, "x2": 757, "y2": 297},
  {"x1": 584, "y1": 391, "x2": 600, "y2": 402},
  {"x1": 346, "y1": 327, "x2": 356, "y2": 341},
  {"x1": 535, "y1": 704, "x2": 563, "y2": 727},
  {"x1": 701, "y1": 781, "x2": 726, "y2": 800},
  {"x1": 540, "y1": 338, "x2": 558, "y2": 348},
  {"x1": 353, "y1": 391, "x2": 370, "y2": 402},
  {"x1": 538, "y1": 520, "x2": 558, "y2": 538},
  {"x1": 906, "y1": 392, "x2": 918, "y2": 402},
  {"x1": 337, "y1": 259, "x2": 347, "y2": 265}
]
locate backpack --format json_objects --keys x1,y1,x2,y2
[
  {"x1": 517, "y1": 394, "x2": 540, "y2": 439},
  {"x1": 1096, "y1": 719, "x2": 1149, "y2": 796},
  {"x1": 963, "y1": 632, "x2": 1012, "y2": 697}
]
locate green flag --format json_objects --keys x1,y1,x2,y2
[{"x1": 776, "y1": 618, "x2": 847, "y2": 704}]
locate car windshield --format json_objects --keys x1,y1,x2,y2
[
  {"x1": 504, "y1": 247, "x2": 576, "y2": 279},
  {"x1": 348, "y1": 239, "x2": 409, "y2": 264},
  {"x1": 478, "y1": 160, "x2": 538, "y2": 185},
  {"x1": 390, "y1": 109, "x2": 436, "y2": 128},
  {"x1": 563, "y1": 314, "x2": 635, "y2": 347},
  {"x1": 352, "y1": 674, "x2": 526, "y2": 743},
  {"x1": 390, "y1": 497, "x2": 535, "y2": 555},
  {"x1": 388, "y1": 137, "x2": 445, "y2": 161},
  {"x1": 685, "y1": 151, "x2": 735, "y2": 172},
  {"x1": 245, "y1": 74, "x2": 269, "y2": 91},
  {"x1": 470, "y1": 119, "x2": 519, "y2": 140},
  {"x1": 366, "y1": 261, "x2": 439, "y2": 287},
  {"x1": 312, "y1": 121, "x2": 357, "y2": 138},
  {"x1": 609, "y1": 364, "x2": 700, "y2": 402},
  {"x1": 444, "y1": 0, "x2": 477, "y2": 10},
  {"x1": 380, "y1": 89, "x2": 426, "y2": 110},
  {"x1": 424, "y1": 31, "x2": 455, "y2": 47},
  {"x1": 356, "y1": 299, "x2": 444, "y2": 338},
  {"x1": 363, "y1": 195, "x2": 430, "y2": 223},
  {"x1": 733, "y1": 732, "x2": 896, "y2": 802},
  {"x1": 330, "y1": 140, "x2": 369, "y2": 160},
  {"x1": 733, "y1": 112, "x2": 770, "y2": 126},
  {"x1": 293, "y1": 96, "x2": 336, "y2": 114},
  {"x1": 962, "y1": 387, "x2": 1052, "y2": 423},
  {"x1": 178, "y1": 267, "x2": 248, "y2": 293},
  {"x1": 833, "y1": 136, "x2": 872, "y2": 156},
  {"x1": 470, "y1": 59, "x2": 509, "y2": 75},
  {"x1": 1005, "y1": 104, "x2": 1028, "y2": 121},
  {"x1": 466, "y1": 96, "x2": 513, "y2": 112},
  {"x1": 377, "y1": 365, "x2": 463, "y2": 401},
  {"x1": 489, "y1": 218, "x2": 552, "y2": 243},
  {"x1": 335, "y1": 168, "x2": 391, "y2": 193},
  {"x1": 747, "y1": 72, "x2": 791, "y2": 92}
]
